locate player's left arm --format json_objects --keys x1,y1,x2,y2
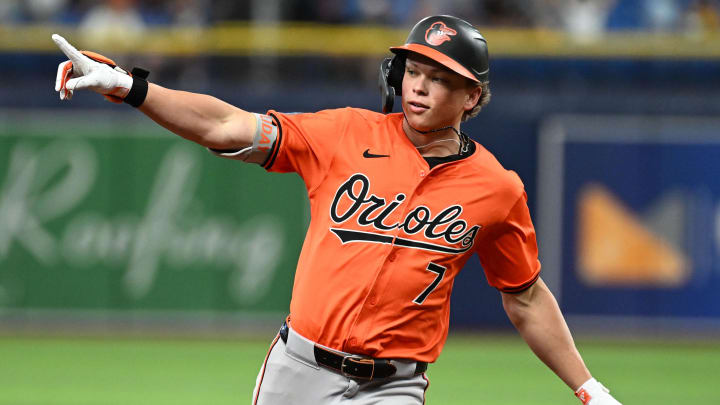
[{"x1": 501, "y1": 278, "x2": 622, "y2": 404}]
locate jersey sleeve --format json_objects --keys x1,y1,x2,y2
[
  {"x1": 476, "y1": 191, "x2": 541, "y2": 293},
  {"x1": 262, "y1": 108, "x2": 351, "y2": 191}
]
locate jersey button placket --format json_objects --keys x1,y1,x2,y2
[{"x1": 349, "y1": 177, "x2": 422, "y2": 349}]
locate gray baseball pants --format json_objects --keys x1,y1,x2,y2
[{"x1": 252, "y1": 323, "x2": 429, "y2": 404}]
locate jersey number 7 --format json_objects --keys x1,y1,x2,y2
[{"x1": 413, "y1": 262, "x2": 447, "y2": 305}]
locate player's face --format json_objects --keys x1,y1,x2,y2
[{"x1": 401, "y1": 54, "x2": 480, "y2": 132}]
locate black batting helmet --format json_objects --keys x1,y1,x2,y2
[{"x1": 379, "y1": 15, "x2": 489, "y2": 113}]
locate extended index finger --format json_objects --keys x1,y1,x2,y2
[{"x1": 51, "y1": 34, "x2": 85, "y2": 65}]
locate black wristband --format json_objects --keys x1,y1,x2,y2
[{"x1": 124, "y1": 76, "x2": 148, "y2": 108}]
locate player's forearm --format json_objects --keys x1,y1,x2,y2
[
  {"x1": 139, "y1": 83, "x2": 255, "y2": 149},
  {"x1": 502, "y1": 279, "x2": 591, "y2": 391}
]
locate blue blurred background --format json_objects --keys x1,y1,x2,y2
[{"x1": 1, "y1": 0, "x2": 720, "y2": 338}]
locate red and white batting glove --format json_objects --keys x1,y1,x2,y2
[
  {"x1": 52, "y1": 34, "x2": 148, "y2": 107},
  {"x1": 575, "y1": 378, "x2": 622, "y2": 405}
]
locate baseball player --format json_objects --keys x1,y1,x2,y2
[{"x1": 52, "y1": 15, "x2": 622, "y2": 405}]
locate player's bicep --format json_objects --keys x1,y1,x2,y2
[
  {"x1": 501, "y1": 278, "x2": 539, "y2": 310},
  {"x1": 500, "y1": 278, "x2": 555, "y2": 328},
  {"x1": 208, "y1": 113, "x2": 278, "y2": 165}
]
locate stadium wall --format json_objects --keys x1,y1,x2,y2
[{"x1": 2, "y1": 51, "x2": 719, "y2": 331}]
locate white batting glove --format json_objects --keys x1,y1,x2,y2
[
  {"x1": 575, "y1": 378, "x2": 622, "y2": 405},
  {"x1": 52, "y1": 34, "x2": 133, "y2": 102}
]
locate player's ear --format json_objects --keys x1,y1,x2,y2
[{"x1": 463, "y1": 84, "x2": 482, "y2": 111}]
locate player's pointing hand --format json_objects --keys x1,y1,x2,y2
[{"x1": 52, "y1": 34, "x2": 133, "y2": 102}]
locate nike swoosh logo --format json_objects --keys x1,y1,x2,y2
[{"x1": 363, "y1": 149, "x2": 390, "y2": 158}]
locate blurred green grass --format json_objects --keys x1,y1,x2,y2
[{"x1": 0, "y1": 334, "x2": 717, "y2": 404}]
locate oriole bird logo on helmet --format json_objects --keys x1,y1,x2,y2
[{"x1": 425, "y1": 22, "x2": 457, "y2": 46}]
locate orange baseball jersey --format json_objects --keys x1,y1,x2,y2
[{"x1": 260, "y1": 107, "x2": 540, "y2": 362}]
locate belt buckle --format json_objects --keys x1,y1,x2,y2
[{"x1": 340, "y1": 355, "x2": 374, "y2": 380}]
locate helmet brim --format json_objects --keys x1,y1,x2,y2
[{"x1": 390, "y1": 43, "x2": 479, "y2": 83}]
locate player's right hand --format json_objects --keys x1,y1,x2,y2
[
  {"x1": 52, "y1": 34, "x2": 133, "y2": 102},
  {"x1": 575, "y1": 378, "x2": 622, "y2": 404}
]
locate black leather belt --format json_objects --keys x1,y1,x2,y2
[{"x1": 279, "y1": 321, "x2": 427, "y2": 380}]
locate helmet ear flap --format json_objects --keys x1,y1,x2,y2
[
  {"x1": 379, "y1": 54, "x2": 406, "y2": 113},
  {"x1": 387, "y1": 54, "x2": 405, "y2": 96}
]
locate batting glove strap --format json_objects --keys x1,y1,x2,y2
[
  {"x1": 123, "y1": 67, "x2": 150, "y2": 108},
  {"x1": 575, "y1": 378, "x2": 622, "y2": 405}
]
